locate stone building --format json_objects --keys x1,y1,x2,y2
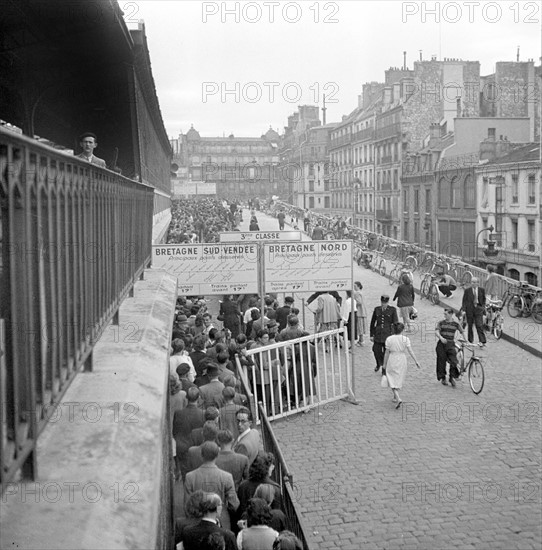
[
  {"x1": 476, "y1": 141, "x2": 541, "y2": 285},
  {"x1": 170, "y1": 126, "x2": 281, "y2": 199}
]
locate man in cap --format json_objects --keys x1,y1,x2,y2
[
  {"x1": 76, "y1": 132, "x2": 107, "y2": 167},
  {"x1": 369, "y1": 295, "x2": 399, "y2": 373}
]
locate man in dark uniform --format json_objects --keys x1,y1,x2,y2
[
  {"x1": 369, "y1": 295, "x2": 399, "y2": 373},
  {"x1": 435, "y1": 308, "x2": 466, "y2": 386}
]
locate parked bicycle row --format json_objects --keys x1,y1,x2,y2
[{"x1": 272, "y1": 201, "x2": 542, "y2": 325}]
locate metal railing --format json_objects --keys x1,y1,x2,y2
[
  {"x1": 258, "y1": 403, "x2": 311, "y2": 550},
  {"x1": 236, "y1": 328, "x2": 352, "y2": 425},
  {"x1": 273, "y1": 200, "x2": 542, "y2": 297},
  {"x1": 0, "y1": 128, "x2": 155, "y2": 488}
]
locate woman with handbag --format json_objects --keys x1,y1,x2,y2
[
  {"x1": 382, "y1": 322, "x2": 421, "y2": 409},
  {"x1": 393, "y1": 274, "x2": 416, "y2": 331}
]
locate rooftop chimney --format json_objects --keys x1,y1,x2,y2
[{"x1": 403, "y1": 51, "x2": 407, "y2": 70}]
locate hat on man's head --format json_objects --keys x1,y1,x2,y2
[
  {"x1": 380, "y1": 295, "x2": 390, "y2": 302},
  {"x1": 267, "y1": 320, "x2": 278, "y2": 330},
  {"x1": 177, "y1": 314, "x2": 188, "y2": 323},
  {"x1": 79, "y1": 132, "x2": 97, "y2": 141},
  {"x1": 285, "y1": 296, "x2": 294, "y2": 303}
]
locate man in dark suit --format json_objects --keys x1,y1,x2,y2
[
  {"x1": 369, "y1": 294, "x2": 399, "y2": 373},
  {"x1": 275, "y1": 296, "x2": 294, "y2": 331},
  {"x1": 233, "y1": 408, "x2": 261, "y2": 467},
  {"x1": 179, "y1": 492, "x2": 237, "y2": 550},
  {"x1": 76, "y1": 132, "x2": 107, "y2": 167},
  {"x1": 460, "y1": 277, "x2": 486, "y2": 345}
]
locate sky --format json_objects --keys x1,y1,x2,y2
[{"x1": 124, "y1": 0, "x2": 542, "y2": 138}]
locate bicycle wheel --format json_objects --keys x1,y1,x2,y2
[
  {"x1": 507, "y1": 295, "x2": 524, "y2": 318},
  {"x1": 420, "y1": 278, "x2": 429, "y2": 299},
  {"x1": 532, "y1": 302, "x2": 542, "y2": 324},
  {"x1": 522, "y1": 295, "x2": 533, "y2": 318},
  {"x1": 468, "y1": 358, "x2": 485, "y2": 394},
  {"x1": 448, "y1": 268, "x2": 458, "y2": 281},
  {"x1": 389, "y1": 269, "x2": 397, "y2": 285},
  {"x1": 379, "y1": 263, "x2": 386, "y2": 276},
  {"x1": 492, "y1": 313, "x2": 503, "y2": 339},
  {"x1": 461, "y1": 271, "x2": 473, "y2": 288},
  {"x1": 429, "y1": 284, "x2": 440, "y2": 305},
  {"x1": 404, "y1": 255, "x2": 417, "y2": 271}
]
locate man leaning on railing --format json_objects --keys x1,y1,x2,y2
[{"x1": 75, "y1": 132, "x2": 107, "y2": 167}]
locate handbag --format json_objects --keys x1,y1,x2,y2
[
  {"x1": 380, "y1": 374, "x2": 389, "y2": 388},
  {"x1": 217, "y1": 314, "x2": 224, "y2": 322},
  {"x1": 409, "y1": 306, "x2": 418, "y2": 320}
]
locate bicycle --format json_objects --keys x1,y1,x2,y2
[
  {"x1": 389, "y1": 263, "x2": 414, "y2": 286},
  {"x1": 506, "y1": 285, "x2": 542, "y2": 323},
  {"x1": 483, "y1": 299, "x2": 504, "y2": 340},
  {"x1": 455, "y1": 339, "x2": 485, "y2": 394},
  {"x1": 420, "y1": 273, "x2": 440, "y2": 305}
]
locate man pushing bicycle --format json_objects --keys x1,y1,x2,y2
[{"x1": 435, "y1": 308, "x2": 467, "y2": 387}]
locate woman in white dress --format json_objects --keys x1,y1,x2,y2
[{"x1": 383, "y1": 322, "x2": 421, "y2": 409}]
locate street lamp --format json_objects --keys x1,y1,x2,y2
[{"x1": 474, "y1": 224, "x2": 495, "y2": 264}]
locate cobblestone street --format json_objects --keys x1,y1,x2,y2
[{"x1": 249, "y1": 210, "x2": 542, "y2": 550}]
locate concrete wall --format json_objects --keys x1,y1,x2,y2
[{"x1": 0, "y1": 270, "x2": 177, "y2": 550}]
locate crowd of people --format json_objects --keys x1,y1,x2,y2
[
  {"x1": 165, "y1": 198, "x2": 497, "y2": 547},
  {"x1": 167, "y1": 198, "x2": 245, "y2": 244},
  {"x1": 169, "y1": 294, "x2": 306, "y2": 549}
]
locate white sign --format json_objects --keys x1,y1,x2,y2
[
  {"x1": 263, "y1": 241, "x2": 353, "y2": 293},
  {"x1": 152, "y1": 244, "x2": 258, "y2": 295},
  {"x1": 219, "y1": 230, "x2": 302, "y2": 243}
]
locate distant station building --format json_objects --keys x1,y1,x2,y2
[{"x1": 170, "y1": 126, "x2": 281, "y2": 200}]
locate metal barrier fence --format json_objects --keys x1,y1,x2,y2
[
  {"x1": 274, "y1": 200, "x2": 541, "y2": 297},
  {"x1": 0, "y1": 128, "x2": 155, "y2": 488},
  {"x1": 258, "y1": 403, "x2": 311, "y2": 550},
  {"x1": 236, "y1": 327, "x2": 353, "y2": 425}
]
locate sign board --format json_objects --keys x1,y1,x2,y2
[
  {"x1": 152, "y1": 244, "x2": 258, "y2": 295},
  {"x1": 219, "y1": 230, "x2": 302, "y2": 243},
  {"x1": 263, "y1": 240, "x2": 353, "y2": 293},
  {"x1": 172, "y1": 180, "x2": 216, "y2": 197}
]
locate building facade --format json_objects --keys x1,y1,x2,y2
[
  {"x1": 170, "y1": 126, "x2": 281, "y2": 199},
  {"x1": 476, "y1": 142, "x2": 541, "y2": 285}
]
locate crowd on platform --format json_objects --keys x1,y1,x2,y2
[
  {"x1": 170, "y1": 294, "x2": 307, "y2": 549},
  {"x1": 167, "y1": 198, "x2": 244, "y2": 244}
]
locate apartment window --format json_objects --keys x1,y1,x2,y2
[
  {"x1": 528, "y1": 174, "x2": 536, "y2": 204},
  {"x1": 309, "y1": 163, "x2": 314, "y2": 176},
  {"x1": 527, "y1": 221, "x2": 535, "y2": 251},
  {"x1": 511, "y1": 174, "x2": 519, "y2": 203},
  {"x1": 324, "y1": 196, "x2": 330, "y2": 208},
  {"x1": 403, "y1": 189, "x2": 408, "y2": 212},
  {"x1": 309, "y1": 180, "x2": 314, "y2": 192},
  {"x1": 414, "y1": 189, "x2": 419, "y2": 213},
  {"x1": 463, "y1": 174, "x2": 475, "y2": 207},
  {"x1": 393, "y1": 169, "x2": 399, "y2": 189},
  {"x1": 404, "y1": 221, "x2": 408, "y2": 239},
  {"x1": 425, "y1": 188, "x2": 432, "y2": 214},
  {"x1": 481, "y1": 177, "x2": 489, "y2": 207},
  {"x1": 309, "y1": 196, "x2": 315, "y2": 209},
  {"x1": 451, "y1": 177, "x2": 461, "y2": 208},
  {"x1": 488, "y1": 127, "x2": 496, "y2": 140},
  {"x1": 511, "y1": 220, "x2": 518, "y2": 249},
  {"x1": 414, "y1": 221, "x2": 419, "y2": 243},
  {"x1": 439, "y1": 177, "x2": 448, "y2": 207}
]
